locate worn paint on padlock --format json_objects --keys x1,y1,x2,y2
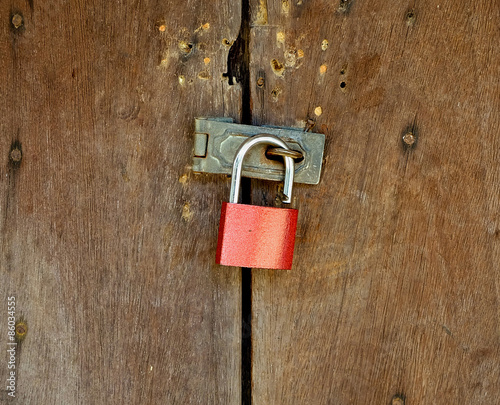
[{"x1": 216, "y1": 202, "x2": 298, "y2": 270}]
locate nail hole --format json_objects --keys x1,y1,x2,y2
[
  {"x1": 406, "y1": 9, "x2": 417, "y2": 26},
  {"x1": 270, "y1": 59, "x2": 285, "y2": 76},
  {"x1": 340, "y1": 81, "x2": 346, "y2": 89},
  {"x1": 271, "y1": 87, "x2": 282, "y2": 101},
  {"x1": 179, "y1": 41, "x2": 194, "y2": 55}
]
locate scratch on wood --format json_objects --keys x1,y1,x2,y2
[{"x1": 442, "y1": 325, "x2": 453, "y2": 336}]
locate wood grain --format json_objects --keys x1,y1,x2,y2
[
  {"x1": 0, "y1": 1, "x2": 242, "y2": 403},
  {"x1": 249, "y1": 0, "x2": 500, "y2": 403}
]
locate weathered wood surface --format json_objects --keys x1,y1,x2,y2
[
  {"x1": 250, "y1": 0, "x2": 500, "y2": 404},
  {"x1": 0, "y1": 1, "x2": 242, "y2": 403}
]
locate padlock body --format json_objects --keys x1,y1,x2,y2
[{"x1": 216, "y1": 202, "x2": 298, "y2": 270}]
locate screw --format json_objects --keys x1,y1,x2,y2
[
  {"x1": 10, "y1": 148, "x2": 22, "y2": 162},
  {"x1": 392, "y1": 395, "x2": 405, "y2": 405},
  {"x1": 15, "y1": 321, "x2": 28, "y2": 340},
  {"x1": 257, "y1": 77, "x2": 265, "y2": 87},
  {"x1": 403, "y1": 132, "x2": 416, "y2": 146},
  {"x1": 12, "y1": 14, "x2": 23, "y2": 29}
]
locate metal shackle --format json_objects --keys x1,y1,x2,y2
[{"x1": 229, "y1": 134, "x2": 295, "y2": 204}]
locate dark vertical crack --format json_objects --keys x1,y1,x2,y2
[
  {"x1": 240, "y1": 0, "x2": 252, "y2": 399},
  {"x1": 241, "y1": 263, "x2": 252, "y2": 405},
  {"x1": 223, "y1": 0, "x2": 252, "y2": 125},
  {"x1": 223, "y1": 0, "x2": 253, "y2": 403}
]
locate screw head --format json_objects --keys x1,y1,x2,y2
[
  {"x1": 10, "y1": 148, "x2": 22, "y2": 162},
  {"x1": 403, "y1": 132, "x2": 416, "y2": 146},
  {"x1": 12, "y1": 14, "x2": 23, "y2": 29},
  {"x1": 392, "y1": 396, "x2": 405, "y2": 405},
  {"x1": 15, "y1": 321, "x2": 28, "y2": 340}
]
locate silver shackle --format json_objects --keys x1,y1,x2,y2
[{"x1": 229, "y1": 134, "x2": 295, "y2": 204}]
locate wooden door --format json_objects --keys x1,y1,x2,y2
[
  {"x1": 1, "y1": 1, "x2": 499, "y2": 404},
  {"x1": 248, "y1": 1, "x2": 500, "y2": 404},
  {"x1": 1, "y1": 1, "x2": 242, "y2": 403}
]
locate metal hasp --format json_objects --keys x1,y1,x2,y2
[{"x1": 192, "y1": 118, "x2": 326, "y2": 185}]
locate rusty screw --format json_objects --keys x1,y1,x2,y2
[
  {"x1": 10, "y1": 147, "x2": 22, "y2": 162},
  {"x1": 256, "y1": 77, "x2": 265, "y2": 88},
  {"x1": 403, "y1": 132, "x2": 416, "y2": 146},
  {"x1": 392, "y1": 395, "x2": 405, "y2": 405},
  {"x1": 15, "y1": 321, "x2": 28, "y2": 340},
  {"x1": 12, "y1": 14, "x2": 23, "y2": 29}
]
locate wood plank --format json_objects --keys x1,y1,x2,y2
[
  {"x1": 0, "y1": 1, "x2": 242, "y2": 403},
  {"x1": 249, "y1": 0, "x2": 500, "y2": 403}
]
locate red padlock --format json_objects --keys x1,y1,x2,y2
[{"x1": 216, "y1": 134, "x2": 298, "y2": 270}]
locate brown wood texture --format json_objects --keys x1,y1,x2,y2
[
  {"x1": 249, "y1": 0, "x2": 500, "y2": 404},
  {"x1": 0, "y1": 1, "x2": 242, "y2": 404}
]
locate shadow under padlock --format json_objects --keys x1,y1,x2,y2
[{"x1": 215, "y1": 134, "x2": 298, "y2": 270}]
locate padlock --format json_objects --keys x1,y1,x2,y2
[{"x1": 216, "y1": 134, "x2": 298, "y2": 270}]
